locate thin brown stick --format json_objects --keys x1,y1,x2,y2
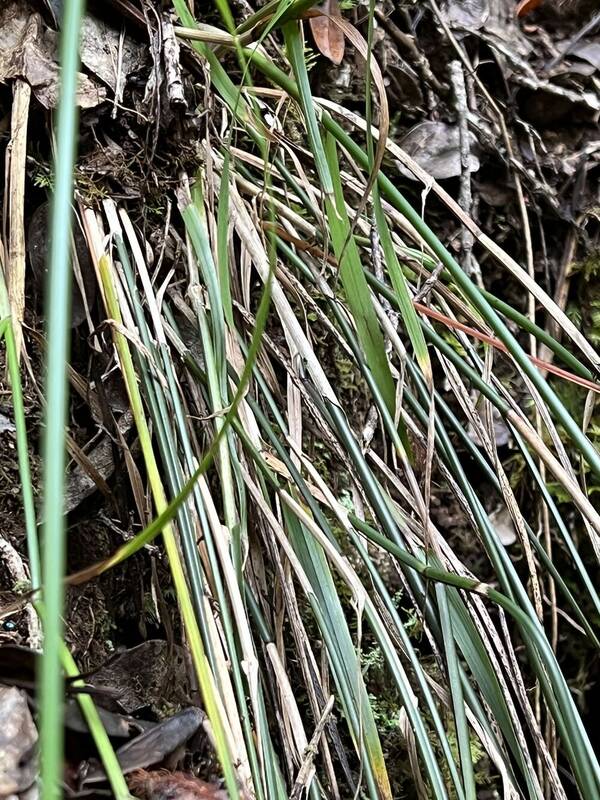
[
  {"x1": 290, "y1": 695, "x2": 335, "y2": 800},
  {"x1": 6, "y1": 79, "x2": 31, "y2": 361}
]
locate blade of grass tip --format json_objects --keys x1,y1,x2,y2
[
  {"x1": 374, "y1": 199, "x2": 431, "y2": 381},
  {"x1": 39, "y1": 2, "x2": 84, "y2": 797},
  {"x1": 65, "y1": 462, "x2": 211, "y2": 585}
]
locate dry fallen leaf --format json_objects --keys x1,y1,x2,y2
[
  {"x1": 0, "y1": 1, "x2": 105, "y2": 108},
  {"x1": 308, "y1": 0, "x2": 345, "y2": 66}
]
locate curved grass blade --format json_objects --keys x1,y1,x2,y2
[{"x1": 350, "y1": 515, "x2": 600, "y2": 799}]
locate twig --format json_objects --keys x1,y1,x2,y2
[
  {"x1": 142, "y1": 4, "x2": 163, "y2": 161},
  {"x1": 413, "y1": 261, "x2": 444, "y2": 303},
  {"x1": 449, "y1": 61, "x2": 479, "y2": 283},
  {"x1": 111, "y1": 29, "x2": 126, "y2": 119},
  {"x1": 162, "y1": 14, "x2": 187, "y2": 108},
  {"x1": 289, "y1": 695, "x2": 335, "y2": 800},
  {"x1": 547, "y1": 11, "x2": 600, "y2": 70},
  {"x1": 374, "y1": 8, "x2": 445, "y2": 97},
  {"x1": 6, "y1": 79, "x2": 31, "y2": 361},
  {"x1": 0, "y1": 534, "x2": 42, "y2": 649}
]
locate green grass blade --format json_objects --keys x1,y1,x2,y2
[
  {"x1": 436, "y1": 585, "x2": 476, "y2": 799},
  {"x1": 216, "y1": 156, "x2": 235, "y2": 328},
  {"x1": 241, "y1": 46, "x2": 600, "y2": 474},
  {"x1": 322, "y1": 132, "x2": 396, "y2": 413},
  {"x1": 282, "y1": 20, "x2": 333, "y2": 197},
  {"x1": 0, "y1": 311, "x2": 40, "y2": 588},
  {"x1": 39, "y1": 2, "x2": 84, "y2": 796}
]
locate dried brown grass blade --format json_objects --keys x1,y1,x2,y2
[{"x1": 6, "y1": 79, "x2": 31, "y2": 361}]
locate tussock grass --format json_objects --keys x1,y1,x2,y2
[{"x1": 1, "y1": 2, "x2": 599, "y2": 799}]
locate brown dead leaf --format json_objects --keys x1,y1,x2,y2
[
  {"x1": 308, "y1": 0, "x2": 345, "y2": 65},
  {"x1": 0, "y1": 2, "x2": 105, "y2": 109}
]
